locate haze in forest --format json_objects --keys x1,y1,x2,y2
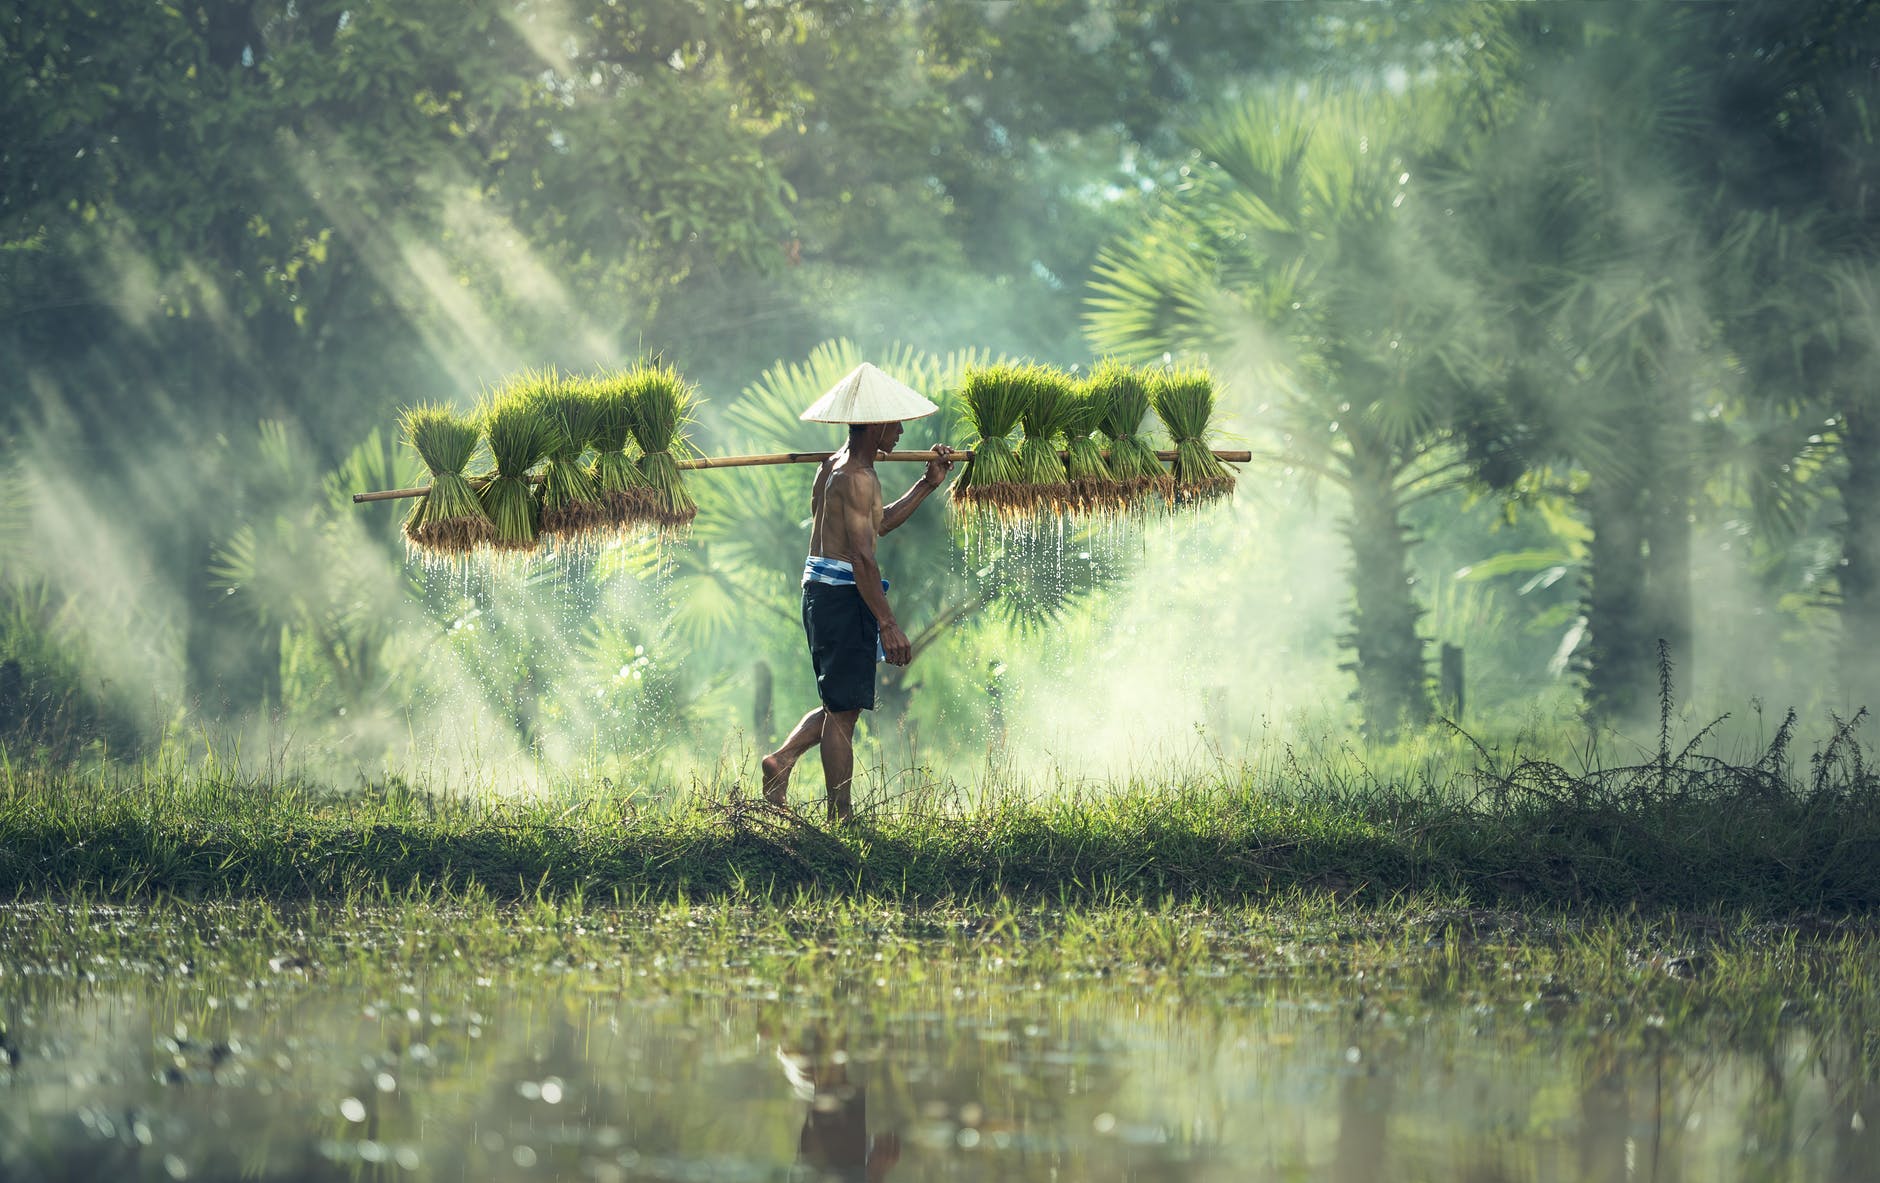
[{"x1": 3, "y1": 0, "x2": 1876, "y2": 788}]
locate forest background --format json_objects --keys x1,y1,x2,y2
[{"x1": 2, "y1": 0, "x2": 1876, "y2": 792}]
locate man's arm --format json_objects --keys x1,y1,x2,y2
[
  {"x1": 880, "y1": 445, "x2": 955, "y2": 535},
  {"x1": 842, "y1": 474, "x2": 912, "y2": 665}
]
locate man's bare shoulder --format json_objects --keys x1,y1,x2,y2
[{"x1": 826, "y1": 462, "x2": 882, "y2": 500}]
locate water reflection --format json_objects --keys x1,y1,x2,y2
[
  {"x1": 777, "y1": 1022, "x2": 900, "y2": 1181},
  {"x1": 1, "y1": 964, "x2": 1875, "y2": 1180}
]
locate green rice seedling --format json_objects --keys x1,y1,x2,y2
[
  {"x1": 1150, "y1": 365, "x2": 1235, "y2": 506},
  {"x1": 1014, "y1": 365, "x2": 1076, "y2": 514},
  {"x1": 536, "y1": 375, "x2": 608, "y2": 548},
  {"x1": 588, "y1": 366, "x2": 655, "y2": 536},
  {"x1": 1060, "y1": 380, "x2": 1116, "y2": 515},
  {"x1": 950, "y1": 364, "x2": 1030, "y2": 521},
  {"x1": 399, "y1": 404, "x2": 492, "y2": 558},
  {"x1": 477, "y1": 369, "x2": 558, "y2": 552},
  {"x1": 1092, "y1": 359, "x2": 1172, "y2": 509},
  {"x1": 627, "y1": 363, "x2": 700, "y2": 532}
]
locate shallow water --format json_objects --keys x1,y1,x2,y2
[{"x1": 1, "y1": 907, "x2": 1874, "y2": 1182}]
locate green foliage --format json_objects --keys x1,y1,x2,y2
[
  {"x1": 11, "y1": 0, "x2": 1880, "y2": 764},
  {"x1": 208, "y1": 422, "x2": 431, "y2": 729},
  {"x1": 1088, "y1": 84, "x2": 1464, "y2": 735}
]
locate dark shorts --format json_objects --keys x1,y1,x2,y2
[{"x1": 802, "y1": 582, "x2": 878, "y2": 712}]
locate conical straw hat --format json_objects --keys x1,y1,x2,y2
[{"x1": 799, "y1": 362, "x2": 939, "y2": 423}]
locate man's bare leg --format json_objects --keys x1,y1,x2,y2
[
  {"x1": 820, "y1": 709, "x2": 861, "y2": 824},
  {"x1": 762, "y1": 708, "x2": 825, "y2": 805}
]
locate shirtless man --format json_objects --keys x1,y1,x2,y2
[{"x1": 760, "y1": 364, "x2": 955, "y2": 824}]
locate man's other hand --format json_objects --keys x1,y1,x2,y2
[
  {"x1": 924, "y1": 444, "x2": 957, "y2": 488},
  {"x1": 881, "y1": 621, "x2": 913, "y2": 666}
]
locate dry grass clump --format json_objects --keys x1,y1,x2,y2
[
  {"x1": 627, "y1": 363, "x2": 700, "y2": 533},
  {"x1": 588, "y1": 366, "x2": 656, "y2": 537},
  {"x1": 1150, "y1": 365, "x2": 1235, "y2": 505},
  {"x1": 536, "y1": 375, "x2": 608, "y2": 548},
  {"x1": 951, "y1": 364, "x2": 1030, "y2": 521},
  {"x1": 399, "y1": 404, "x2": 493, "y2": 558},
  {"x1": 1092, "y1": 359, "x2": 1172, "y2": 510},
  {"x1": 477, "y1": 369, "x2": 558, "y2": 553}
]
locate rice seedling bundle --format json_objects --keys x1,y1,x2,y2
[
  {"x1": 627, "y1": 363, "x2": 700, "y2": 532},
  {"x1": 1092, "y1": 359, "x2": 1172, "y2": 508},
  {"x1": 477, "y1": 369, "x2": 559, "y2": 552},
  {"x1": 400, "y1": 404, "x2": 493, "y2": 557},
  {"x1": 950, "y1": 364, "x2": 1030, "y2": 520},
  {"x1": 1060, "y1": 380, "x2": 1117, "y2": 514},
  {"x1": 536, "y1": 375, "x2": 608, "y2": 546},
  {"x1": 1150, "y1": 365, "x2": 1235, "y2": 505},
  {"x1": 1012, "y1": 365, "x2": 1078, "y2": 514},
  {"x1": 588, "y1": 366, "x2": 655, "y2": 535}
]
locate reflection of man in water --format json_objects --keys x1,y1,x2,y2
[{"x1": 777, "y1": 1036, "x2": 900, "y2": 1182}]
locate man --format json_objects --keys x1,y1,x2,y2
[{"x1": 760, "y1": 363, "x2": 956, "y2": 824}]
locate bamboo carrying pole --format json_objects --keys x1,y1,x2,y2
[{"x1": 352, "y1": 449, "x2": 1253, "y2": 504}]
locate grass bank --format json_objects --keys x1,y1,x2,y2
[{"x1": 5, "y1": 715, "x2": 1879, "y2": 912}]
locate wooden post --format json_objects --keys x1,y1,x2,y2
[{"x1": 1439, "y1": 643, "x2": 1464, "y2": 721}]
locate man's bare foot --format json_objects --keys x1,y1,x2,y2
[
  {"x1": 760, "y1": 754, "x2": 792, "y2": 805},
  {"x1": 826, "y1": 796, "x2": 855, "y2": 826}
]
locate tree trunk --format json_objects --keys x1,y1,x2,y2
[
  {"x1": 1582, "y1": 477, "x2": 1654, "y2": 722},
  {"x1": 1838, "y1": 398, "x2": 1880, "y2": 707},
  {"x1": 1340, "y1": 443, "x2": 1431, "y2": 738}
]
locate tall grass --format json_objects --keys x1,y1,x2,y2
[{"x1": 5, "y1": 705, "x2": 1879, "y2": 911}]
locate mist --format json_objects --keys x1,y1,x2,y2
[{"x1": 3, "y1": 0, "x2": 1874, "y2": 793}]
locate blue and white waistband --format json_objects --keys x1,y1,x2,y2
[
  {"x1": 802, "y1": 556, "x2": 890, "y2": 663},
  {"x1": 802, "y1": 556, "x2": 889, "y2": 592}
]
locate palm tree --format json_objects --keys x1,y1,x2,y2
[
  {"x1": 1086, "y1": 86, "x2": 1472, "y2": 737},
  {"x1": 1435, "y1": 0, "x2": 1880, "y2": 719},
  {"x1": 1428, "y1": 0, "x2": 1730, "y2": 721},
  {"x1": 1694, "y1": 0, "x2": 1880, "y2": 705}
]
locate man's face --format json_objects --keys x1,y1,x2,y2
[{"x1": 878, "y1": 421, "x2": 904, "y2": 452}]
